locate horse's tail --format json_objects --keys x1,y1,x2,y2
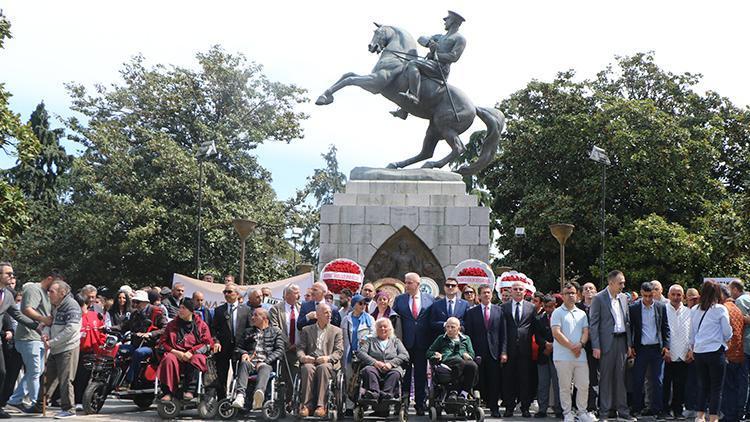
[{"x1": 456, "y1": 107, "x2": 505, "y2": 176}]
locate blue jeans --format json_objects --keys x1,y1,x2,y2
[
  {"x1": 125, "y1": 346, "x2": 153, "y2": 383},
  {"x1": 630, "y1": 345, "x2": 664, "y2": 413},
  {"x1": 8, "y1": 340, "x2": 45, "y2": 406},
  {"x1": 722, "y1": 360, "x2": 747, "y2": 422}
]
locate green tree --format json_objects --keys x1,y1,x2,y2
[
  {"x1": 480, "y1": 53, "x2": 750, "y2": 291},
  {"x1": 5, "y1": 102, "x2": 71, "y2": 204},
  {"x1": 287, "y1": 144, "x2": 346, "y2": 267},
  {"x1": 9, "y1": 46, "x2": 308, "y2": 289},
  {"x1": 0, "y1": 11, "x2": 40, "y2": 245}
]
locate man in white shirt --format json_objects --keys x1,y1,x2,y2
[
  {"x1": 663, "y1": 284, "x2": 691, "y2": 418},
  {"x1": 552, "y1": 282, "x2": 595, "y2": 422}
]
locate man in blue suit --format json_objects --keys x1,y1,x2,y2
[
  {"x1": 628, "y1": 281, "x2": 670, "y2": 418},
  {"x1": 297, "y1": 282, "x2": 342, "y2": 330},
  {"x1": 464, "y1": 284, "x2": 506, "y2": 418},
  {"x1": 392, "y1": 272, "x2": 434, "y2": 416},
  {"x1": 429, "y1": 277, "x2": 470, "y2": 337}
]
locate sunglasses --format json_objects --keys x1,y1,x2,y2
[
  {"x1": 223, "y1": 290, "x2": 235, "y2": 294},
  {"x1": 445, "y1": 284, "x2": 458, "y2": 288}
]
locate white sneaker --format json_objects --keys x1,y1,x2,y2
[
  {"x1": 578, "y1": 412, "x2": 598, "y2": 422},
  {"x1": 252, "y1": 390, "x2": 264, "y2": 410},
  {"x1": 231, "y1": 393, "x2": 245, "y2": 409}
]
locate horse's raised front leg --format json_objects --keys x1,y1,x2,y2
[
  {"x1": 421, "y1": 132, "x2": 465, "y2": 169},
  {"x1": 316, "y1": 72, "x2": 386, "y2": 105},
  {"x1": 386, "y1": 126, "x2": 440, "y2": 169}
]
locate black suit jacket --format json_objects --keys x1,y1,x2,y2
[
  {"x1": 501, "y1": 300, "x2": 537, "y2": 357},
  {"x1": 534, "y1": 312, "x2": 554, "y2": 365},
  {"x1": 464, "y1": 303, "x2": 505, "y2": 361},
  {"x1": 628, "y1": 300, "x2": 670, "y2": 349},
  {"x1": 211, "y1": 302, "x2": 252, "y2": 349}
]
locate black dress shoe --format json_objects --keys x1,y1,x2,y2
[
  {"x1": 415, "y1": 407, "x2": 425, "y2": 417},
  {"x1": 535, "y1": 411, "x2": 548, "y2": 418},
  {"x1": 344, "y1": 409, "x2": 354, "y2": 417},
  {"x1": 491, "y1": 410, "x2": 501, "y2": 418},
  {"x1": 503, "y1": 409, "x2": 514, "y2": 418},
  {"x1": 522, "y1": 410, "x2": 532, "y2": 418}
]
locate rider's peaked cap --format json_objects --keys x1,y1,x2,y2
[{"x1": 447, "y1": 10, "x2": 466, "y2": 23}]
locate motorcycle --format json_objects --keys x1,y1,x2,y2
[{"x1": 82, "y1": 331, "x2": 157, "y2": 414}]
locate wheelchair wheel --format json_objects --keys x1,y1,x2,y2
[
  {"x1": 335, "y1": 371, "x2": 345, "y2": 412},
  {"x1": 198, "y1": 394, "x2": 219, "y2": 419},
  {"x1": 291, "y1": 375, "x2": 301, "y2": 415},
  {"x1": 474, "y1": 406, "x2": 485, "y2": 422},
  {"x1": 262, "y1": 400, "x2": 282, "y2": 421},
  {"x1": 429, "y1": 406, "x2": 439, "y2": 422},
  {"x1": 217, "y1": 398, "x2": 237, "y2": 420},
  {"x1": 156, "y1": 400, "x2": 181, "y2": 419},
  {"x1": 398, "y1": 406, "x2": 407, "y2": 422},
  {"x1": 353, "y1": 406, "x2": 364, "y2": 422}
]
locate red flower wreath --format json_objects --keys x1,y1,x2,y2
[
  {"x1": 456, "y1": 266, "x2": 490, "y2": 290},
  {"x1": 321, "y1": 259, "x2": 363, "y2": 294}
]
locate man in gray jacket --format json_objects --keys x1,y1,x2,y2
[
  {"x1": 589, "y1": 270, "x2": 635, "y2": 421},
  {"x1": 41, "y1": 280, "x2": 82, "y2": 419}
]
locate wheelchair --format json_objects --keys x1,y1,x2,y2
[
  {"x1": 350, "y1": 361, "x2": 408, "y2": 422},
  {"x1": 154, "y1": 353, "x2": 219, "y2": 419},
  {"x1": 427, "y1": 358, "x2": 484, "y2": 422},
  {"x1": 290, "y1": 362, "x2": 345, "y2": 421},
  {"x1": 216, "y1": 358, "x2": 286, "y2": 420}
]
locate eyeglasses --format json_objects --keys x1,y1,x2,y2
[
  {"x1": 512, "y1": 287, "x2": 525, "y2": 291},
  {"x1": 445, "y1": 284, "x2": 457, "y2": 288},
  {"x1": 223, "y1": 290, "x2": 234, "y2": 294},
  {"x1": 363, "y1": 288, "x2": 374, "y2": 292}
]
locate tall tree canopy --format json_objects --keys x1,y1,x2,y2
[
  {"x1": 0, "y1": 11, "x2": 40, "y2": 245},
  {"x1": 481, "y1": 53, "x2": 750, "y2": 291},
  {"x1": 8, "y1": 46, "x2": 308, "y2": 289},
  {"x1": 287, "y1": 144, "x2": 346, "y2": 266}
]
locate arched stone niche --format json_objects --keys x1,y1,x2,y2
[{"x1": 364, "y1": 226, "x2": 445, "y2": 288}]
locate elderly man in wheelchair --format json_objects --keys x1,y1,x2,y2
[
  {"x1": 426, "y1": 316, "x2": 478, "y2": 401},
  {"x1": 296, "y1": 303, "x2": 344, "y2": 418},
  {"x1": 231, "y1": 307, "x2": 286, "y2": 410}
]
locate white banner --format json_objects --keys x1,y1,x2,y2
[
  {"x1": 172, "y1": 272, "x2": 315, "y2": 310},
  {"x1": 704, "y1": 277, "x2": 742, "y2": 285}
]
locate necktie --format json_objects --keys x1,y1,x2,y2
[
  {"x1": 484, "y1": 305, "x2": 490, "y2": 329},
  {"x1": 412, "y1": 296, "x2": 419, "y2": 319},
  {"x1": 289, "y1": 305, "x2": 296, "y2": 345},
  {"x1": 229, "y1": 304, "x2": 235, "y2": 337},
  {"x1": 515, "y1": 302, "x2": 520, "y2": 324},
  {"x1": 448, "y1": 300, "x2": 454, "y2": 316}
]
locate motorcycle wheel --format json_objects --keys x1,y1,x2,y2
[{"x1": 82, "y1": 381, "x2": 108, "y2": 414}]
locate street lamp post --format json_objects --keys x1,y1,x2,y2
[
  {"x1": 589, "y1": 146, "x2": 611, "y2": 287},
  {"x1": 289, "y1": 227, "x2": 303, "y2": 267},
  {"x1": 195, "y1": 140, "x2": 218, "y2": 278},
  {"x1": 550, "y1": 223, "x2": 575, "y2": 292},
  {"x1": 232, "y1": 218, "x2": 257, "y2": 285}
]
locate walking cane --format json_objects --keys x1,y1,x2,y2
[{"x1": 42, "y1": 346, "x2": 50, "y2": 417}]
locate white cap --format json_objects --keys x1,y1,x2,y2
[
  {"x1": 131, "y1": 290, "x2": 149, "y2": 303},
  {"x1": 119, "y1": 285, "x2": 133, "y2": 296}
]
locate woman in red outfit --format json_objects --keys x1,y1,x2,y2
[{"x1": 157, "y1": 298, "x2": 213, "y2": 401}]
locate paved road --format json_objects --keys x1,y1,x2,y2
[{"x1": 5, "y1": 399, "x2": 545, "y2": 421}]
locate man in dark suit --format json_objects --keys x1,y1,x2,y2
[
  {"x1": 392, "y1": 272, "x2": 434, "y2": 416},
  {"x1": 629, "y1": 281, "x2": 670, "y2": 417},
  {"x1": 500, "y1": 281, "x2": 537, "y2": 418},
  {"x1": 210, "y1": 282, "x2": 252, "y2": 400},
  {"x1": 296, "y1": 282, "x2": 341, "y2": 329},
  {"x1": 429, "y1": 277, "x2": 469, "y2": 337},
  {"x1": 590, "y1": 270, "x2": 635, "y2": 421},
  {"x1": 464, "y1": 284, "x2": 505, "y2": 418}
]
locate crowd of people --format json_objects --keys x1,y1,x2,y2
[{"x1": 0, "y1": 261, "x2": 747, "y2": 422}]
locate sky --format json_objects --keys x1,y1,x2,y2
[{"x1": 1, "y1": 0, "x2": 749, "y2": 200}]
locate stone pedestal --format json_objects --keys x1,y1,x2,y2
[{"x1": 318, "y1": 173, "x2": 491, "y2": 287}]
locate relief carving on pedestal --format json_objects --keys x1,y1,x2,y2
[{"x1": 364, "y1": 226, "x2": 445, "y2": 287}]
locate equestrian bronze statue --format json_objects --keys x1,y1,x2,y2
[{"x1": 315, "y1": 11, "x2": 505, "y2": 176}]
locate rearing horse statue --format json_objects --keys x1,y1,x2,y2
[{"x1": 315, "y1": 24, "x2": 505, "y2": 176}]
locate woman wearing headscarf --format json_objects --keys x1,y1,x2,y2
[
  {"x1": 156, "y1": 298, "x2": 213, "y2": 401},
  {"x1": 370, "y1": 291, "x2": 403, "y2": 341}
]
